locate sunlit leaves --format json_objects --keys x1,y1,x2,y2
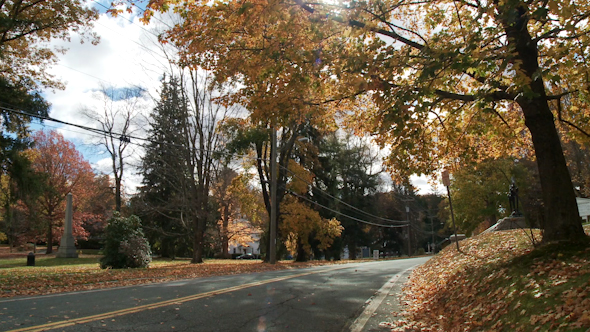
[
  {"x1": 281, "y1": 197, "x2": 343, "y2": 257},
  {"x1": 0, "y1": 0, "x2": 99, "y2": 92},
  {"x1": 392, "y1": 226, "x2": 590, "y2": 331}
]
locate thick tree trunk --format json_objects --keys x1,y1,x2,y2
[
  {"x1": 115, "y1": 176, "x2": 122, "y2": 212},
  {"x1": 520, "y1": 100, "x2": 585, "y2": 242},
  {"x1": 192, "y1": 215, "x2": 204, "y2": 263},
  {"x1": 46, "y1": 220, "x2": 53, "y2": 254},
  {"x1": 348, "y1": 241, "x2": 357, "y2": 260},
  {"x1": 501, "y1": 2, "x2": 586, "y2": 243},
  {"x1": 295, "y1": 239, "x2": 307, "y2": 262},
  {"x1": 192, "y1": 201, "x2": 207, "y2": 263}
]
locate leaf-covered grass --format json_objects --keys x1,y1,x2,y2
[
  {"x1": 0, "y1": 256, "x2": 346, "y2": 298},
  {"x1": 0, "y1": 255, "x2": 101, "y2": 268},
  {"x1": 391, "y1": 225, "x2": 590, "y2": 332}
]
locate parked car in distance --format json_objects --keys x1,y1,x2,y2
[{"x1": 236, "y1": 253, "x2": 254, "y2": 259}]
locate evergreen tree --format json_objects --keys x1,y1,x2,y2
[
  {"x1": 310, "y1": 132, "x2": 381, "y2": 259},
  {"x1": 137, "y1": 76, "x2": 191, "y2": 258}
]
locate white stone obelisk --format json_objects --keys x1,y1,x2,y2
[{"x1": 56, "y1": 193, "x2": 78, "y2": 258}]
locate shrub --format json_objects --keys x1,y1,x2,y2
[
  {"x1": 118, "y1": 234, "x2": 152, "y2": 268},
  {"x1": 100, "y1": 213, "x2": 151, "y2": 269}
]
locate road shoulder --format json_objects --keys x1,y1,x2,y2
[{"x1": 349, "y1": 266, "x2": 415, "y2": 332}]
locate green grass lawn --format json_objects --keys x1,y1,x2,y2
[{"x1": 0, "y1": 255, "x2": 101, "y2": 269}]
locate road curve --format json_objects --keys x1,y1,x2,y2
[{"x1": 1, "y1": 257, "x2": 429, "y2": 332}]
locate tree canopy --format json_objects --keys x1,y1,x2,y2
[
  {"x1": 26, "y1": 130, "x2": 108, "y2": 253},
  {"x1": 126, "y1": 0, "x2": 590, "y2": 243},
  {"x1": 0, "y1": 0, "x2": 98, "y2": 92}
]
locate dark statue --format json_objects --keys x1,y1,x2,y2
[{"x1": 508, "y1": 179, "x2": 522, "y2": 217}]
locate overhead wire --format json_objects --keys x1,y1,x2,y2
[
  {"x1": 0, "y1": 106, "x2": 263, "y2": 164},
  {"x1": 92, "y1": 0, "x2": 162, "y2": 40},
  {"x1": 3, "y1": 107, "x2": 416, "y2": 230},
  {"x1": 279, "y1": 163, "x2": 409, "y2": 224},
  {"x1": 130, "y1": 3, "x2": 175, "y2": 30},
  {"x1": 287, "y1": 190, "x2": 408, "y2": 228}
]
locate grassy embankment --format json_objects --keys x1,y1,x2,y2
[{"x1": 390, "y1": 224, "x2": 590, "y2": 332}]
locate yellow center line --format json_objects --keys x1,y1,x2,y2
[{"x1": 8, "y1": 265, "x2": 346, "y2": 332}]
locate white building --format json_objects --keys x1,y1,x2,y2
[
  {"x1": 577, "y1": 197, "x2": 590, "y2": 222},
  {"x1": 228, "y1": 232, "x2": 261, "y2": 256}
]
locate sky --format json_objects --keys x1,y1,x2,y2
[
  {"x1": 41, "y1": 1, "x2": 167, "y2": 195},
  {"x1": 37, "y1": 0, "x2": 436, "y2": 197}
]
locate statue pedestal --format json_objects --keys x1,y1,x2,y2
[
  {"x1": 56, "y1": 235, "x2": 78, "y2": 258},
  {"x1": 56, "y1": 193, "x2": 78, "y2": 258},
  {"x1": 482, "y1": 217, "x2": 528, "y2": 234}
]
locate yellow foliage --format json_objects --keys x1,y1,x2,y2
[
  {"x1": 286, "y1": 161, "x2": 314, "y2": 195},
  {"x1": 280, "y1": 197, "x2": 343, "y2": 256}
]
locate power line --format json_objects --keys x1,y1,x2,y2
[
  {"x1": 280, "y1": 164, "x2": 408, "y2": 224},
  {"x1": 130, "y1": 3, "x2": 175, "y2": 30},
  {"x1": 0, "y1": 106, "x2": 258, "y2": 162},
  {"x1": 4, "y1": 106, "x2": 419, "y2": 231},
  {"x1": 92, "y1": 0, "x2": 162, "y2": 40},
  {"x1": 287, "y1": 190, "x2": 407, "y2": 228},
  {"x1": 56, "y1": 63, "x2": 113, "y2": 85}
]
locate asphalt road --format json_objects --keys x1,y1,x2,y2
[{"x1": 0, "y1": 257, "x2": 429, "y2": 332}]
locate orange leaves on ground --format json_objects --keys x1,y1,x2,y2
[
  {"x1": 391, "y1": 228, "x2": 590, "y2": 332},
  {"x1": 0, "y1": 259, "x2": 343, "y2": 298}
]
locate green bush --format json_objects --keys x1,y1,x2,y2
[{"x1": 100, "y1": 213, "x2": 151, "y2": 269}]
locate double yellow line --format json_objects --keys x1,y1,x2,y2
[{"x1": 8, "y1": 267, "x2": 338, "y2": 332}]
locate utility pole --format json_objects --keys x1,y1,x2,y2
[
  {"x1": 428, "y1": 214, "x2": 436, "y2": 253},
  {"x1": 269, "y1": 127, "x2": 277, "y2": 264},
  {"x1": 406, "y1": 205, "x2": 411, "y2": 257},
  {"x1": 442, "y1": 169, "x2": 460, "y2": 251}
]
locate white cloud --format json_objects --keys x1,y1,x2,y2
[
  {"x1": 411, "y1": 174, "x2": 436, "y2": 195},
  {"x1": 42, "y1": 6, "x2": 167, "y2": 195}
]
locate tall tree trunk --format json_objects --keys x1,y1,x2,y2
[
  {"x1": 115, "y1": 176, "x2": 122, "y2": 212},
  {"x1": 348, "y1": 240, "x2": 357, "y2": 260},
  {"x1": 295, "y1": 239, "x2": 307, "y2": 262},
  {"x1": 46, "y1": 220, "x2": 53, "y2": 254},
  {"x1": 520, "y1": 100, "x2": 585, "y2": 242},
  {"x1": 221, "y1": 204, "x2": 230, "y2": 258},
  {"x1": 192, "y1": 197, "x2": 206, "y2": 263},
  {"x1": 502, "y1": 2, "x2": 586, "y2": 243},
  {"x1": 192, "y1": 208, "x2": 204, "y2": 263},
  {"x1": 192, "y1": 176, "x2": 210, "y2": 263},
  {"x1": 115, "y1": 150, "x2": 124, "y2": 212}
]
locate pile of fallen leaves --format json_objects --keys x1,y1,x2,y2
[
  {"x1": 391, "y1": 226, "x2": 590, "y2": 332},
  {"x1": 0, "y1": 259, "x2": 343, "y2": 298}
]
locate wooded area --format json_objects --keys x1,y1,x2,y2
[{"x1": 1, "y1": 0, "x2": 590, "y2": 264}]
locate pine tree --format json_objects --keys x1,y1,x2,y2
[{"x1": 137, "y1": 76, "x2": 191, "y2": 258}]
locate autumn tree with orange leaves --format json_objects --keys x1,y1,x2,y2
[
  {"x1": 23, "y1": 131, "x2": 113, "y2": 253},
  {"x1": 118, "y1": 0, "x2": 590, "y2": 244},
  {"x1": 212, "y1": 168, "x2": 266, "y2": 258},
  {"x1": 1, "y1": 1, "x2": 100, "y2": 245}
]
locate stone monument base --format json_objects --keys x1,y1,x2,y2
[
  {"x1": 482, "y1": 217, "x2": 528, "y2": 234},
  {"x1": 56, "y1": 247, "x2": 78, "y2": 258}
]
